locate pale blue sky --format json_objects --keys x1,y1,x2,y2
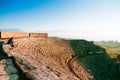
[{"x1": 0, "y1": 0, "x2": 120, "y2": 40}]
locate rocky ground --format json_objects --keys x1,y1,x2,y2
[
  {"x1": 0, "y1": 60, "x2": 9, "y2": 80},
  {"x1": 2, "y1": 38, "x2": 93, "y2": 80}
]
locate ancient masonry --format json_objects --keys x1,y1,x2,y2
[
  {"x1": 0, "y1": 31, "x2": 93, "y2": 80},
  {"x1": 0, "y1": 32, "x2": 48, "y2": 38},
  {"x1": 29, "y1": 33, "x2": 48, "y2": 38}
]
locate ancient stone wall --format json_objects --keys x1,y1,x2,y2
[
  {"x1": 0, "y1": 32, "x2": 28, "y2": 38},
  {"x1": 29, "y1": 33, "x2": 48, "y2": 38}
]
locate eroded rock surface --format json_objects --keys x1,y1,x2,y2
[
  {"x1": 0, "y1": 60, "x2": 9, "y2": 80},
  {"x1": 3, "y1": 38, "x2": 93, "y2": 80}
]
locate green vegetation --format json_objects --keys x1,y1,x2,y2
[
  {"x1": 78, "y1": 55, "x2": 119, "y2": 80},
  {"x1": 67, "y1": 39, "x2": 105, "y2": 55},
  {"x1": 0, "y1": 42, "x2": 8, "y2": 60},
  {"x1": 68, "y1": 39, "x2": 120, "y2": 80},
  {"x1": 94, "y1": 40, "x2": 120, "y2": 58},
  {"x1": 94, "y1": 40, "x2": 120, "y2": 49}
]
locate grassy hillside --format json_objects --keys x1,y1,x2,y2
[
  {"x1": 78, "y1": 55, "x2": 119, "y2": 80},
  {"x1": 67, "y1": 39, "x2": 105, "y2": 55},
  {"x1": 67, "y1": 39, "x2": 120, "y2": 80}
]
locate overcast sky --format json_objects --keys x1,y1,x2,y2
[{"x1": 0, "y1": 0, "x2": 120, "y2": 41}]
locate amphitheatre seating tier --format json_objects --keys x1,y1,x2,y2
[
  {"x1": 13, "y1": 38, "x2": 74, "y2": 65},
  {"x1": 3, "y1": 37, "x2": 94, "y2": 79},
  {"x1": 3, "y1": 38, "x2": 120, "y2": 80}
]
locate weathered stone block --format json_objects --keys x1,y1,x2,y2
[
  {"x1": 29, "y1": 33, "x2": 48, "y2": 38},
  {"x1": 0, "y1": 32, "x2": 28, "y2": 38}
]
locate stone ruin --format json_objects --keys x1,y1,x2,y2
[
  {"x1": 29, "y1": 33, "x2": 48, "y2": 38},
  {"x1": 0, "y1": 31, "x2": 93, "y2": 80},
  {"x1": 0, "y1": 32, "x2": 48, "y2": 39}
]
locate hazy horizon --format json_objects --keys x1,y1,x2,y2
[{"x1": 0, "y1": 0, "x2": 120, "y2": 41}]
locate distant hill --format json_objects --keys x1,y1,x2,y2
[
  {"x1": 94, "y1": 40, "x2": 120, "y2": 49},
  {"x1": 0, "y1": 28, "x2": 23, "y2": 32},
  {"x1": 94, "y1": 41, "x2": 120, "y2": 58}
]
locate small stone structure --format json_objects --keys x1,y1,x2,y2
[
  {"x1": 0, "y1": 32, "x2": 28, "y2": 38},
  {"x1": 0, "y1": 32, "x2": 48, "y2": 39},
  {"x1": 29, "y1": 33, "x2": 48, "y2": 38}
]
